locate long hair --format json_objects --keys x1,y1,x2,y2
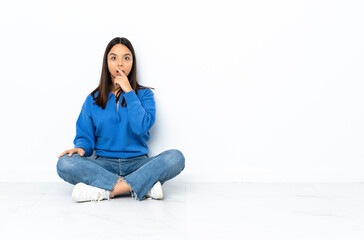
[{"x1": 90, "y1": 37, "x2": 154, "y2": 109}]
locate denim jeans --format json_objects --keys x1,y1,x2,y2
[{"x1": 56, "y1": 149, "x2": 185, "y2": 201}]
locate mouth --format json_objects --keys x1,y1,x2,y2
[{"x1": 116, "y1": 70, "x2": 124, "y2": 76}]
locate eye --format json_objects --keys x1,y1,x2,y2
[
  {"x1": 125, "y1": 57, "x2": 130, "y2": 60},
  {"x1": 111, "y1": 57, "x2": 116, "y2": 60}
]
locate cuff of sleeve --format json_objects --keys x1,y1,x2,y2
[
  {"x1": 74, "y1": 143, "x2": 91, "y2": 157},
  {"x1": 123, "y1": 90, "x2": 140, "y2": 105}
]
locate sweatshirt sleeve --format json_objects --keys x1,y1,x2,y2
[
  {"x1": 123, "y1": 89, "x2": 156, "y2": 136},
  {"x1": 73, "y1": 95, "x2": 96, "y2": 157}
]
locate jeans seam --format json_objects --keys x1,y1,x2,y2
[{"x1": 118, "y1": 159, "x2": 122, "y2": 176}]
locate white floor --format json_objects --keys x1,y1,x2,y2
[{"x1": 1, "y1": 182, "x2": 364, "y2": 240}]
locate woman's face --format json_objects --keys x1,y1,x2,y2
[{"x1": 107, "y1": 44, "x2": 133, "y2": 82}]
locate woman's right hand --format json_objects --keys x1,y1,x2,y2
[{"x1": 58, "y1": 148, "x2": 85, "y2": 158}]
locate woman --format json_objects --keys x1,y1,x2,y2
[{"x1": 56, "y1": 37, "x2": 185, "y2": 202}]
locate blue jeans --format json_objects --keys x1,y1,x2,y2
[{"x1": 56, "y1": 149, "x2": 185, "y2": 201}]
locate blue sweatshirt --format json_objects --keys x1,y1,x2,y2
[{"x1": 73, "y1": 88, "x2": 156, "y2": 159}]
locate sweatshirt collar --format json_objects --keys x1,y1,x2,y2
[{"x1": 108, "y1": 91, "x2": 125, "y2": 100}]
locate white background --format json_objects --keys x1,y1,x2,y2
[{"x1": 0, "y1": 0, "x2": 363, "y2": 182}]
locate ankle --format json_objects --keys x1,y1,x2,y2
[
  {"x1": 109, "y1": 191, "x2": 115, "y2": 198},
  {"x1": 110, "y1": 177, "x2": 123, "y2": 198}
]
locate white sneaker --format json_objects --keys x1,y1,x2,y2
[
  {"x1": 145, "y1": 181, "x2": 163, "y2": 200},
  {"x1": 72, "y1": 182, "x2": 108, "y2": 202}
]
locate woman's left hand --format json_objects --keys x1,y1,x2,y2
[{"x1": 114, "y1": 66, "x2": 133, "y2": 93}]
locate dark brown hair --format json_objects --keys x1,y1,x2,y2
[{"x1": 90, "y1": 37, "x2": 154, "y2": 109}]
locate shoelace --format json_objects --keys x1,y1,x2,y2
[{"x1": 89, "y1": 191, "x2": 105, "y2": 202}]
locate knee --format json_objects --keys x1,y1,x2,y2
[
  {"x1": 166, "y1": 149, "x2": 185, "y2": 172},
  {"x1": 56, "y1": 155, "x2": 74, "y2": 177}
]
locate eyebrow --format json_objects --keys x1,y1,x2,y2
[{"x1": 109, "y1": 53, "x2": 132, "y2": 56}]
